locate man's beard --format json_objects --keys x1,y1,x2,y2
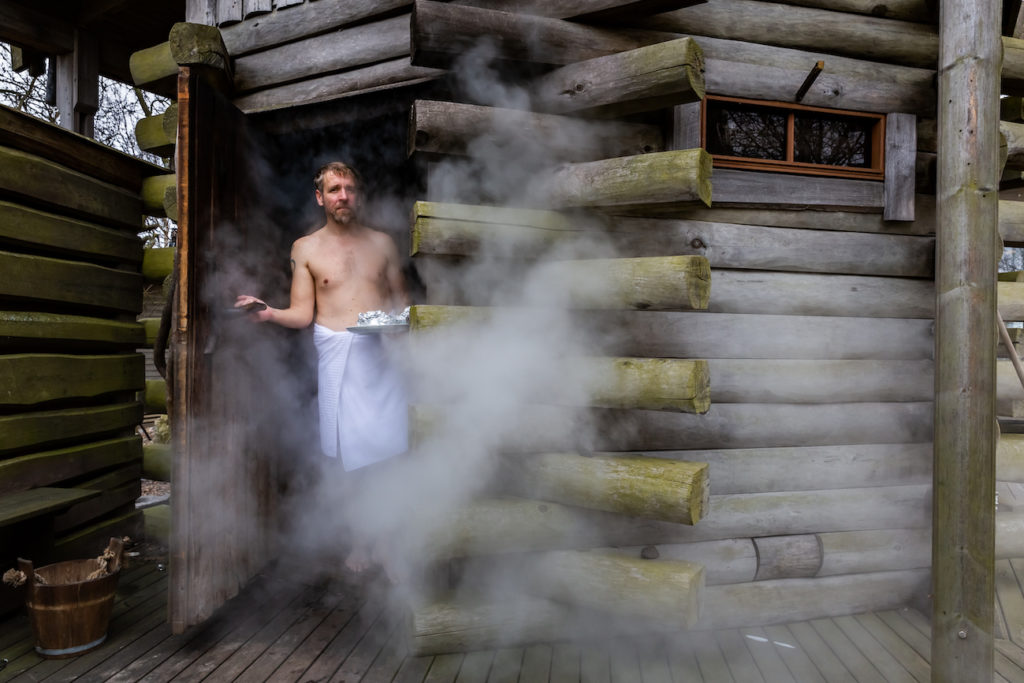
[{"x1": 333, "y1": 207, "x2": 356, "y2": 224}]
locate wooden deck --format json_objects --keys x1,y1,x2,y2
[{"x1": 0, "y1": 557, "x2": 1023, "y2": 683}]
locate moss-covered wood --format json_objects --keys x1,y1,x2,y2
[
  {"x1": 999, "y1": 433, "x2": 1024, "y2": 483},
  {"x1": 532, "y1": 37, "x2": 704, "y2": 118},
  {"x1": 1000, "y1": 281, "x2": 1024, "y2": 322},
  {"x1": 53, "y1": 479, "x2": 141, "y2": 535},
  {"x1": 0, "y1": 353, "x2": 144, "y2": 406},
  {"x1": 1002, "y1": 200, "x2": 1024, "y2": 247},
  {"x1": 134, "y1": 104, "x2": 178, "y2": 158},
  {"x1": 140, "y1": 317, "x2": 162, "y2": 347},
  {"x1": 145, "y1": 379, "x2": 167, "y2": 413},
  {"x1": 143, "y1": 247, "x2": 175, "y2": 282},
  {"x1": 0, "y1": 200, "x2": 142, "y2": 264},
  {"x1": 0, "y1": 436, "x2": 142, "y2": 495},
  {"x1": 1005, "y1": 36, "x2": 1024, "y2": 96},
  {"x1": 0, "y1": 487, "x2": 100, "y2": 528},
  {"x1": 0, "y1": 251, "x2": 142, "y2": 313},
  {"x1": 541, "y1": 150, "x2": 712, "y2": 210},
  {"x1": 0, "y1": 146, "x2": 142, "y2": 230},
  {"x1": 0, "y1": 402, "x2": 142, "y2": 456},
  {"x1": 534, "y1": 255, "x2": 711, "y2": 311},
  {"x1": 581, "y1": 357, "x2": 710, "y2": 412},
  {"x1": 0, "y1": 311, "x2": 144, "y2": 347},
  {"x1": 129, "y1": 23, "x2": 231, "y2": 97},
  {"x1": 53, "y1": 508, "x2": 142, "y2": 561},
  {"x1": 525, "y1": 549, "x2": 704, "y2": 628},
  {"x1": 505, "y1": 451, "x2": 708, "y2": 524},
  {"x1": 143, "y1": 443, "x2": 172, "y2": 481},
  {"x1": 142, "y1": 174, "x2": 177, "y2": 217},
  {"x1": 409, "y1": 100, "x2": 663, "y2": 163}
]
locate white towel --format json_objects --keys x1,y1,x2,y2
[{"x1": 313, "y1": 324, "x2": 408, "y2": 471}]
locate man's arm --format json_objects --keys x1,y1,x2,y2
[
  {"x1": 383, "y1": 233, "x2": 410, "y2": 311},
  {"x1": 235, "y1": 240, "x2": 316, "y2": 328}
]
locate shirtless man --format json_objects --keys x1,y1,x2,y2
[{"x1": 236, "y1": 162, "x2": 410, "y2": 571}]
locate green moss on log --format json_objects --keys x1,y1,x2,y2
[
  {"x1": 142, "y1": 175, "x2": 176, "y2": 216},
  {"x1": 145, "y1": 379, "x2": 167, "y2": 414},
  {"x1": 142, "y1": 247, "x2": 175, "y2": 281},
  {"x1": 0, "y1": 402, "x2": 142, "y2": 456},
  {"x1": 0, "y1": 311, "x2": 144, "y2": 346},
  {"x1": 0, "y1": 200, "x2": 142, "y2": 264},
  {"x1": 0, "y1": 436, "x2": 142, "y2": 494},
  {"x1": 0, "y1": 353, "x2": 144, "y2": 406},
  {"x1": 0, "y1": 251, "x2": 142, "y2": 313}
]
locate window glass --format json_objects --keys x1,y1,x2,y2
[
  {"x1": 793, "y1": 111, "x2": 873, "y2": 168},
  {"x1": 705, "y1": 100, "x2": 786, "y2": 161}
]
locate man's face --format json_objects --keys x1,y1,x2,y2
[{"x1": 316, "y1": 171, "x2": 360, "y2": 225}]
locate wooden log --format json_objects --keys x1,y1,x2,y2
[
  {"x1": 598, "y1": 538, "x2": 757, "y2": 585},
  {"x1": 817, "y1": 528, "x2": 931, "y2": 577},
  {"x1": 708, "y1": 359, "x2": 933, "y2": 403},
  {"x1": 698, "y1": 568, "x2": 930, "y2": 630},
  {"x1": 0, "y1": 105, "x2": 161, "y2": 193},
  {"x1": 885, "y1": 113, "x2": 918, "y2": 220},
  {"x1": 142, "y1": 174, "x2": 177, "y2": 217},
  {"x1": 234, "y1": 14, "x2": 409, "y2": 92},
  {"x1": 143, "y1": 247, "x2": 175, "y2": 282},
  {"x1": 0, "y1": 146, "x2": 142, "y2": 230},
  {"x1": 412, "y1": 401, "x2": 934, "y2": 452},
  {"x1": 1004, "y1": 120, "x2": 1024, "y2": 171},
  {"x1": 408, "y1": 100, "x2": 663, "y2": 163},
  {"x1": 140, "y1": 317, "x2": 162, "y2": 347},
  {"x1": 411, "y1": 307, "x2": 935, "y2": 360},
  {"x1": 143, "y1": 443, "x2": 172, "y2": 482},
  {"x1": 0, "y1": 200, "x2": 142, "y2": 265},
  {"x1": 220, "y1": 0, "x2": 410, "y2": 56},
  {"x1": 0, "y1": 436, "x2": 142, "y2": 495},
  {"x1": 752, "y1": 534, "x2": 821, "y2": 581},
  {"x1": 999, "y1": 433, "x2": 1024, "y2": 483},
  {"x1": 145, "y1": 379, "x2": 167, "y2": 414},
  {"x1": 0, "y1": 487, "x2": 99, "y2": 529},
  {"x1": 709, "y1": 270, "x2": 934, "y2": 319},
  {"x1": 233, "y1": 58, "x2": 444, "y2": 114},
  {"x1": 996, "y1": 512, "x2": 1024, "y2": 558},
  {"x1": 539, "y1": 150, "x2": 712, "y2": 212},
  {"x1": 0, "y1": 354, "x2": 144, "y2": 407},
  {"x1": 525, "y1": 549, "x2": 704, "y2": 628},
  {"x1": 712, "y1": 169, "x2": 884, "y2": 213},
  {"x1": 765, "y1": 0, "x2": 934, "y2": 22},
  {"x1": 530, "y1": 38, "x2": 704, "y2": 118},
  {"x1": 0, "y1": 251, "x2": 143, "y2": 313},
  {"x1": 1000, "y1": 281, "x2": 1024, "y2": 322},
  {"x1": 532, "y1": 255, "x2": 710, "y2": 311},
  {"x1": 53, "y1": 477, "x2": 142, "y2": 535},
  {"x1": 0, "y1": 312, "x2": 144, "y2": 348},
  {"x1": 134, "y1": 104, "x2": 178, "y2": 158},
  {"x1": 634, "y1": 0, "x2": 939, "y2": 70},
  {"x1": 144, "y1": 504, "x2": 171, "y2": 546},
  {"x1": 583, "y1": 357, "x2": 709, "y2": 412},
  {"x1": 0, "y1": 403, "x2": 142, "y2": 456},
  {"x1": 666, "y1": 443, "x2": 932, "y2": 494},
  {"x1": 452, "y1": 0, "x2": 705, "y2": 20},
  {"x1": 129, "y1": 23, "x2": 232, "y2": 97},
  {"x1": 411, "y1": 204, "x2": 935, "y2": 278},
  {"x1": 411, "y1": 0, "x2": 678, "y2": 69},
  {"x1": 1005, "y1": 36, "x2": 1024, "y2": 96},
  {"x1": 53, "y1": 509, "x2": 142, "y2": 562},
  {"x1": 502, "y1": 451, "x2": 708, "y2": 524}
]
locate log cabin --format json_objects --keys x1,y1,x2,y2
[{"x1": 0, "y1": 0, "x2": 1021, "y2": 679}]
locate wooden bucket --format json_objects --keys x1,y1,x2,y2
[{"x1": 19, "y1": 538, "x2": 123, "y2": 659}]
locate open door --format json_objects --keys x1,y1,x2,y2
[{"x1": 169, "y1": 67, "x2": 279, "y2": 632}]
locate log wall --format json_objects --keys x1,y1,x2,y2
[{"x1": 0, "y1": 105, "x2": 158, "y2": 614}]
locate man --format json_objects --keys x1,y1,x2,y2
[{"x1": 236, "y1": 162, "x2": 410, "y2": 565}]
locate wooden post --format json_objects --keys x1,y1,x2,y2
[
  {"x1": 933, "y1": 0, "x2": 999, "y2": 678},
  {"x1": 55, "y1": 30, "x2": 99, "y2": 137}
]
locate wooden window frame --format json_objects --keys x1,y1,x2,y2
[{"x1": 701, "y1": 95, "x2": 886, "y2": 181}]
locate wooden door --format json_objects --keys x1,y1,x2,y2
[{"x1": 169, "y1": 66, "x2": 278, "y2": 633}]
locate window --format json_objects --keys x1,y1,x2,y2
[{"x1": 702, "y1": 96, "x2": 885, "y2": 180}]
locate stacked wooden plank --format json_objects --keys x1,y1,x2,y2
[
  {"x1": 0, "y1": 105, "x2": 160, "y2": 614},
  {"x1": 397, "y1": 0, "x2": 940, "y2": 648}
]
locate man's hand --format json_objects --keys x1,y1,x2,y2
[{"x1": 234, "y1": 295, "x2": 272, "y2": 322}]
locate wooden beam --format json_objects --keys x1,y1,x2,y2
[
  {"x1": 143, "y1": 247, "x2": 175, "y2": 282},
  {"x1": 0, "y1": 200, "x2": 142, "y2": 265},
  {"x1": 933, "y1": 0, "x2": 999, "y2": 678},
  {"x1": 233, "y1": 14, "x2": 409, "y2": 93},
  {"x1": 0, "y1": 488, "x2": 100, "y2": 528},
  {"x1": 0, "y1": 311, "x2": 144, "y2": 348},
  {"x1": 503, "y1": 452, "x2": 708, "y2": 524},
  {"x1": 634, "y1": 0, "x2": 939, "y2": 70},
  {"x1": 1001, "y1": 200, "x2": 1024, "y2": 246},
  {"x1": 0, "y1": 436, "x2": 142, "y2": 495},
  {"x1": 1004, "y1": 120, "x2": 1024, "y2": 171},
  {"x1": 410, "y1": 0, "x2": 678, "y2": 69},
  {"x1": 1000, "y1": 282, "x2": 1024, "y2": 322},
  {"x1": 408, "y1": 100, "x2": 663, "y2": 162},
  {"x1": 0, "y1": 146, "x2": 143, "y2": 230},
  {"x1": 11, "y1": 46, "x2": 46, "y2": 77},
  {"x1": 0, "y1": 353, "x2": 144, "y2": 407},
  {"x1": 134, "y1": 104, "x2": 178, "y2": 158},
  {"x1": 0, "y1": 251, "x2": 142, "y2": 313},
  {"x1": 0, "y1": 2, "x2": 74, "y2": 55},
  {"x1": 142, "y1": 174, "x2": 177, "y2": 217},
  {"x1": 130, "y1": 23, "x2": 232, "y2": 98},
  {"x1": 55, "y1": 30, "x2": 99, "y2": 137},
  {"x1": 701, "y1": 0, "x2": 935, "y2": 22},
  {"x1": 0, "y1": 403, "x2": 142, "y2": 457},
  {"x1": 1005, "y1": 36, "x2": 1024, "y2": 96},
  {"x1": 885, "y1": 113, "x2": 918, "y2": 221},
  {"x1": 712, "y1": 168, "x2": 884, "y2": 212},
  {"x1": 452, "y1": 0, "x2": 706, "y2": 20},
  {"x1": 143, "y1": 443, "x2": 172, "y2": 481},
  {"x1": 145, "y1": 379, "x2": 167, "y2": 414},
  {"x1": 530, "y1": 37, "x2": 704, "y2": 118}
]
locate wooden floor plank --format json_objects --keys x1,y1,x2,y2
[
  {"x1": 666, "y1": 635, "x2": 703, "y2": 683},
  {"x1": 998, "y1": 639, "x2": 1024, "y2": 671},
  {"x1": 424, "y1": 653, "x2": 465, "y2": 683},
  {"x1": 716, "y1": 628, "x2": 767, "y2": 683},
  {"x1": 74, "y1": 616, "x2": 172, "y2": 683},
  {"x1": 549, "y1": 642, "x2": 581, "y2": 683},
  {"x1": 520, "y1": 644, "x2": 553, "y2": 683},
  {"x1": 608, "y1": 641, "x2": 641, "y2": 683},
  {"x1": 233, "y1": 586, "x2": 344, "y2": 682},
  {"x1": 295, "y1": 595, "x2": 386, "y2": 682},
  {"x1": 787, "y1": 621, "x2": 855, "y2": 682},
  {"x1": 263, "y1": 588, "x2": 364, "y2": 682},
  {"x1": 761, "y1": 624, "x2": 826, "y2": 683},
  {"x1": 328, "y1": 599, "x2": 400, "y2": 683},
  {"x1": 580, "y1": 641, "x2": 611, "y2": 683},
  {"x1": 852, "y1": 613, "x2": 929, "y2": 682},
  {"x1": 807, "y1": 618, "x2": 886, "y2": 683},
  {"x1": 733, "y1": 627, "x2": 796, "y2": 683},
  {"x1": 832, "y1": 615, "x2": 915, "y2": 683},
  {"x1": 876, "y1": 610, "x2": 931, "y2": 662},
  {"x1": 995, "y1": 648, "x2": 1024, "y2": 683},
  {"x1": 455, "y1": 649, "x2": 496, "y2": 683},
  {"x1": 393, "y1": 654, "x2": 434, "y2": 683},
  {"x1": 486, "y1": 648, "x2": 523, "y2": 683},
  {"x1": 360, "y1": 620, "x2": 411, "y2": 683},
  {"x1": 998, "y1": 559, "x2": 1024, "y2": 646},
  {"x1": 689, "y1": 630, "x2": 733, "y2": 682},
  {"x1": 637, "y1": 641, "x2": 673, "y2": 683}
]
